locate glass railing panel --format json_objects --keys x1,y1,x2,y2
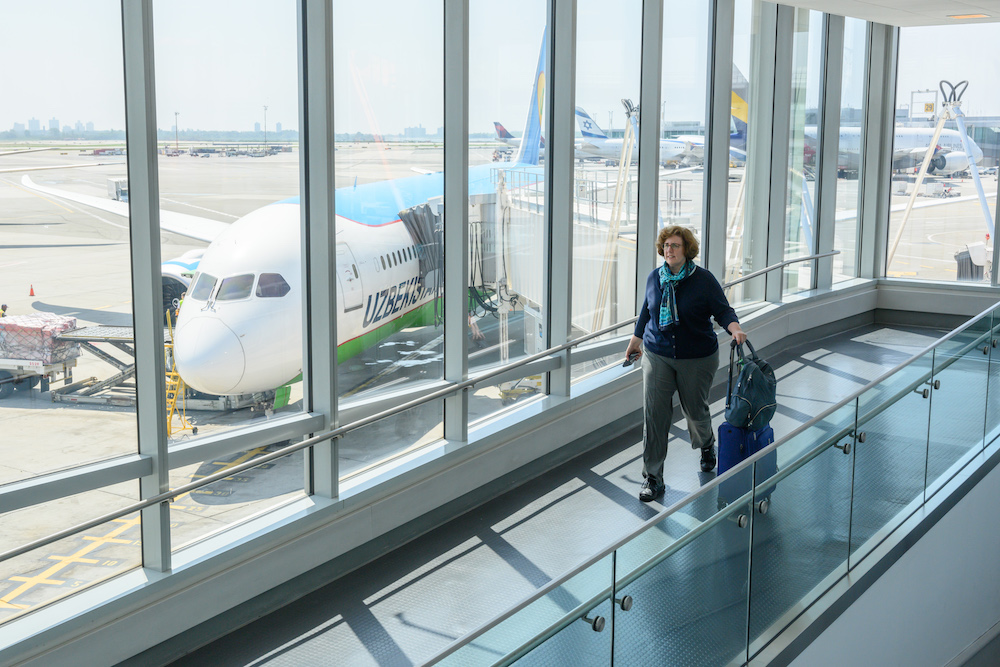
[
  {"x1": 435, "y1": 555, "x2": 612, "y2": 666},
  {"x1": 987, "y1": 307, "x2": 1000, "y2": 446},
  {"x1": 748, "y1": 442, "x2": 853, "y2": 657},
  {"x1": 850, "y1": 355, "x2": 932, "y2": 566},
  {"x1": 512, "y1": 597, "x2": 612, "y2": 666},
  {"x1": 614, "y1": 495, "x2": 752, "y2": 665},
  {"x1": 925, "y1": 320, "x2": 992, "y2": 498},
  {"x1": 775, "y1": 403, "x2": 858, "y2": 469}
]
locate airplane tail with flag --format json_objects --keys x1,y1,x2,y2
[
  {"x1": 575, "y1": 107, "x2": 610, "y2": 140},
  {"x1": 513, "y1": 29, "x2": 546, "y2": 166}
]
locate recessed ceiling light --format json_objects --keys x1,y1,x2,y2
[{"x1": 948, "y1": 13, "x2": 989, "y2": 19}]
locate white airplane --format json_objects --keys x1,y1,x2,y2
[
  {"x1": 805, "y1": 125, "x2": 984, "y2": 176},
  {"x1": 493, "y1": 121, "x2": 546, "y2": 157},
  {"x1": 20, "y1": 32, "x2": 550, "y2": 402},
  {"x1": 574, "y1": 107, "x2": 690, "y2": 164}
]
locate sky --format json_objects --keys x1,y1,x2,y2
[{"x1": 3, "y1": 0, "x2": 1000, "y2": 136}]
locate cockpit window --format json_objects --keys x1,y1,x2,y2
[
  {"x1": 256, "y1": 273, "x2": 291, "y2": 298},
  {"x1": 190, "y1": 272, "x2": 217, "y2": 301},
  {"x1": 216, "y1": 274, "x2": 255, "y2": 301}
]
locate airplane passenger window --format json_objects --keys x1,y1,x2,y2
[
  {"x1": 381, "y1": 256, "x2": 386, "y2": 270},
  {"x1": 352, "y1": 264, "x2": 359, "y2": 279},
  {"x1": 216, "y1": 274, "x2": 255, "y2": 300},
  {"x1": 256, "y1": 273, "x2": 291, "y2": 298},
  {"x1": 190, "y1": 272, "x2": 217, "y2": 301}
]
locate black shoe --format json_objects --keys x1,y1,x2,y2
[
  {"x1": 639, "y1": 477, "x2": 665, "y2": 502},
  {"x1": 700, "y1": 445, "x2": 717, "y2": 473}
]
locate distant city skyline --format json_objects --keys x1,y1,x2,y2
[{"x1": 4, "y1": 2, "x2": 1000, "y2": 139}]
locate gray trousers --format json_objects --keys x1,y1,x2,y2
[{"x1": 642, "y1": 346, "x2": 720, "y2": 482}]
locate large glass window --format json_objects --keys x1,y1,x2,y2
[
  {"x1": 660, "y1": 0, "x2": 710, "y2": 240},
  {"x1": 152, "y1": 0, "x2": 306, "y2": 550},
  {"x1": 333, "y1": 0, "x2": 445, "y2": 478},
  {"x1": 570, "y1": 0, "x2": 642, "y2": 382},
  {"x1": 886, "y1": 24, "x2": 999, "y2": 282},
  {"x1": 782, "y1": 8, "x2": 823, "y2": 296},
  {"x1": 0, "y1": 2, "x2": 134, "y2": 480},
  {"x1": 467, "y1": 4, "x2": 549, "y2": 419},
  {"x1": 0, "y1": 1, "x2": 136, "y2": 621},
  {"x1": 833, "y1": 17, "x2": 867, "y2": 283}
]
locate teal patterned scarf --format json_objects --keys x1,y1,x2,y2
[{"x1": 658, "y1": 260, "x2": 695, "y2": 329}]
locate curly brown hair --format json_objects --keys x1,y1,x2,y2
[{"x1": 655, "y1": 226, "x2": 699, "y2": 261}]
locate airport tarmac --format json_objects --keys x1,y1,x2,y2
[{"x1": 1, "y1": 143, "x2": 996, "y2": 625}]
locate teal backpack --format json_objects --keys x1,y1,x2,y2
[{"x1": 725, "y1": 339, "x2": 777, "y2": 431}]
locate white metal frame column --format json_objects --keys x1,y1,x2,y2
[
  {"x1": 121, "y1": 0, "x2": 170, "y2": 572},
  {"x1": 545, "y1": 0, "x2": 576, "y2": 397},
  {"x1": 636, "y1": 0, "x2": 663, "y2": 282},
  {"x1": 814, "y1": 14, "x2": 844, "y2": 291},
  {"x1": 298, "y1": 0, "x2": 339, "y2": 498},
  {"x1": 764, "y1": 3, "x2": 793, "y2": 302},
  {"x1": 703, "y1": 0, "x2": 735, "y2": 279},
  {"x1": 859, "y1": 23, "x2": 898, "y2": 280},
  {"x1": 443, "y1": 0, "x2": 469, "y2": 440}
]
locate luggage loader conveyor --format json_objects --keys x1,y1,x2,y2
[{"x1": 51, "y1": 325, "x2": 257, "y2": 410}]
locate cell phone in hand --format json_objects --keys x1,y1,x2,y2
[{"x1": 622, "y1": 352, "x2": 641, "y2": 367}]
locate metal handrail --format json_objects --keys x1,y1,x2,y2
[
  {"x1": 419, "y1": 297, "x2": 1000, "y2": 665},
  {"x1": 724, "y1": 250, "x2": 839, "y2": 288},
  {"x1": 0, "y1": 250, "x2": 840, "y2": 565}
]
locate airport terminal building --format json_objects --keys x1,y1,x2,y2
[{"x1": 3, "y1": 1, "x2": 1000, "y2": 666}]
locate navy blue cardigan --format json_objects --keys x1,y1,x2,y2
[{"x1": 634, "y1": 265, "x2": 739, "y2": 359}]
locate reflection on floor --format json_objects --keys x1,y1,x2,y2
[{"x1": 144, "y1": 324, "x2": 952, "y2": 667}]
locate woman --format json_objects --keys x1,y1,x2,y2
[{"x1": 624, "y1": 226, "x2": 746, "y2": 502}]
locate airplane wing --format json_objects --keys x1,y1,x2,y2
[
  {"x1": 0, "y1": 147, "x2": 53, "y2": 157},
  {"x1": 834, "y1": 190, "x2": 998, "y2": 222},
  {"x1": 21, "y1": 174, "x2": 228, "y2": 244},
  {"x1": 0, "y1": 162, "x2": 124, "y2": 175},
  {"x1": 660, "y1": 166, "x2": 700, "y2": 178}
]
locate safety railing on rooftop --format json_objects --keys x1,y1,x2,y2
[
  {"x1": 0, "y1": 251, "x2": 839, "y2": 567},
  {"x1": 419, "y1": 297, "x2": 1000, "y2": 666}
]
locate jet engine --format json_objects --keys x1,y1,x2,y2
[
  {"x1": 928, "y1": 152, "x2": 969, "y2": 175},
  {"x1": 161, "y1": 249, "x2": 205, "y2": 323}
]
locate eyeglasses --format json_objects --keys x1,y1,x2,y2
[{"x1": 664, "y1": 242, "x2": 683, "y2": 250}]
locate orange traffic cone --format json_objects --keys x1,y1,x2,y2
[{"x1": 29, "y1": 284, "x2": 34, "y2": 296}]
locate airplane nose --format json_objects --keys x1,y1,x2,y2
[{"x1": 174, "y1": 317, "x2": 246, "y2": 395}]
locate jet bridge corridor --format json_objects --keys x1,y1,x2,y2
[{"x1": 142, "y1": 316, "x2": 1000, "y2": 667}]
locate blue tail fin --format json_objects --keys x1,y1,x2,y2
[
  {"x1": 575, "y1": 107, "x2": 608, "y2": 140},
  {"x1": 513, "y1": 29, "x2": 546, "y2": 166}
]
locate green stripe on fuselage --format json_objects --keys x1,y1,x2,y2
[
  {"x1": 336, "y1": 300, "x2": 440, "y2": 364},
  {"x1": 271, "y1": 301, "x2": 440, "y2": 391}
]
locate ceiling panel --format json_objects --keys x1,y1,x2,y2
[{"x1": 770, "y1": 0, "x2": 1000, "y2": 26}]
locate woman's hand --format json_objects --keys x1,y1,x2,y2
[
  {"x1": 625, "y1": 335, "x2": 643, "y2": 364},
  {"x1": 728, "y1": 323, "x2": 747, "y2": 346}
]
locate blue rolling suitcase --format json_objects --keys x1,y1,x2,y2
[{"x1": 716, "y1": 422, "x2": 776, "y2": 511}]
